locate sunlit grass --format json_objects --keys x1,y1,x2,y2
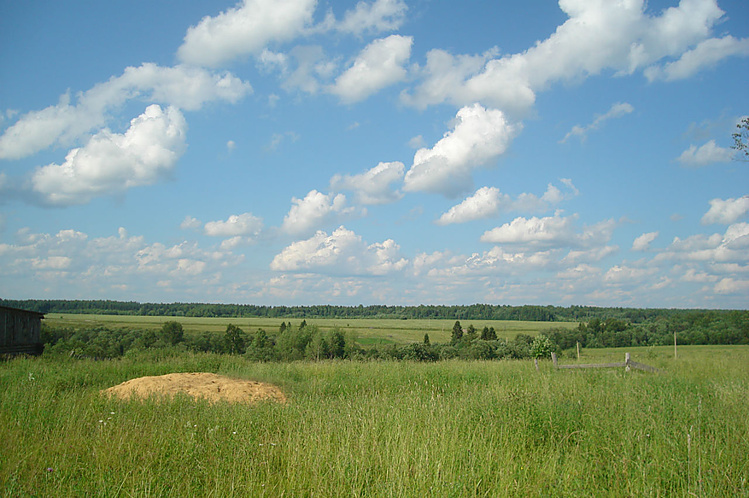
[{"x1": 1, "y1": 346, "x2": 747, "y2": 496}]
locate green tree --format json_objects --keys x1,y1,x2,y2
[
  {"x1": 246, "y1": 328, "x2": 275, "y2": 361},
  {"x1": 732, "y1": 116, "x2": 749, "y2": 161},
  {"x1": 530, "y1": 334, "x2": 553, "y2": 359},
  {"x1": 466, "y1": 324, "x2": 477, "y2": 342},
  {"x1": 451, "y1": 321, "x2": 463, "y2": 344},
  {"x1": 159, "y1": 321, "x2": 184, "y2": 346},
  {"x1": 423, "y1": 333, "x2": 430, "y2": 346},
  {"x1": 306, "y1": 329, "x2": 328, "y2": 360},
  {"x1": 481, "y1": 326, "x2": 497, "y2": 341},
  {"x1": 224, "y1": 324, "x2": 247, "y2": 354},
  {"x1": 327, "y1": 328, "x2": 346, "y2": 359}
]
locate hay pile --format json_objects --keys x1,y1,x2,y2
[{"x1": 101, "y1": 372, "x2": 287, "y2": 404}]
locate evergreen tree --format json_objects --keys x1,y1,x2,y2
[
  {"x1": 451, "y1": 321, "x2": 463, "y2": 344},
  {"x1": 466, "y1": 324, "x2": 477, "y2": 341}
]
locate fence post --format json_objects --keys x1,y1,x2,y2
[
  {"x1": 625, "y1": 352, "x2": 631, "y2": 372},
  {"x1": 576, "y1": 341, "x2": 580, "y2": 360},
  {"x1": 551, "y1": 352, "x2": 558, "y2": 368},
  {"x1": 534, "y1": 358, "x2": 539, "y2": 371}
]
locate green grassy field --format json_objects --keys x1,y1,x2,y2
[
  {"x1": 1, "y1": 345, "x2": 747, "y2": 496},
  {"x1": 43, "y1": 313, "x2": 578, "y2": 344}
]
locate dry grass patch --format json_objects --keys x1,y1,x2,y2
[{"x1": 101, "y1": 372, "x2": 287, "y2": 404}]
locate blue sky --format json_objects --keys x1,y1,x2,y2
[{"x1": 1, "y1": 0, "x2": 748, "y2": 308}]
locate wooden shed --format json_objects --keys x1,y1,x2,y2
[{"x1": 0, "y1": 305, "x2": 44, "y2": 356}]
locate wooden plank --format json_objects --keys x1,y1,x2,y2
[
  {"x1": 628, "y1": 360, "x2": 660, "y2": 373},
  {"x1": 557, "y1": 362, "x2": 626, "y2": 369}
]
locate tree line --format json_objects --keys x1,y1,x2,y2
[
  {"x1": 545, "y1": 310, "x2": 749, "y2": 349},
  {"x1": 3, "y1": 298, "x2": 743, "y2": 324},
  {"x1": 41, "y1": 308, "x2": 747, "y2": 364},
  {"x1": 41, "y1": 320, "x2": 554, "y2": 362}
]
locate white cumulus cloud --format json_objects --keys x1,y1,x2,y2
[
  {"x1": 330, "y1": 161, "x2": 405, "y2": 205},
  {"x1": 180, "y1": 216, "x2": 202, "y2": 231},
  {"x1": 281, "y1": 190, "x2": 358, "y2": 236},
  {"x1": 480, "y1": 212, "x2": 577, "y2": 247},
  {"x1": 270, "y1": 225, "x2": 407, "y2": 275},
  {"x1": 402, "y1": 0, "x2": 737, "y2": 117},
  {"x1": 177, "y1": 0, "x2": 317, "y2": 67},
  {"x1": 632, "y1": 231, "x2": 659, "y2": 251},
  {"x1": 31, "y1": 105, "x2": 187, "y2": 206},
  {"x1": 701, "y1": 196, "x2": 749, "y2": 225},
  {"x1": 403, "y1": 104, "x2": 519, "y2": 197},
  {"x1": 481, "y1": 212, "x2": 617, "y2": 250},
  {"x1": 436, "y1": 187, "x2": 506, "y2": 225},
  {"x1": 204, "y1": 213, "x2": 264, "y2": 237},
  {"x1": 645, "y1": 35, "x2": 749, "y2": 81},
  {"x1": 0, "y1": 64, "x2": 250, "y2": 160},
  {"x1": 335, "y1": 0, "x2": 407, "y2": 35},
  {"x1": 677, "y1": 140, "x2": 734, "y2": 167},
  {"x1": 330, "y1": 35, "x2": 413, "y2": 103}
]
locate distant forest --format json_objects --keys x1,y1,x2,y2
[
  {"x1": 2, "y1": 298, "x2": 746, "y2": 324},
  {"x1": 5, "y1": 299, "x2": 747, "y2": 358}
]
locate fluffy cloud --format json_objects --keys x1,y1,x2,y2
[
  {"x1": 480, "y1": 212, "x2": 617, "y2": 250},
  {"x1": 436, "y1": 180, "x2": 578, "y2": 225},
  {"x1": 0, "y1": 64, "x2": 250, "y2": 160},
  {"x1": 334, "y1": 0, "x2": 407, "y2": 35},
  {"x1": 645, "y1": 35, "x2": 749, "y2": 81},
  {"x1": 604, "y1": 265, "x2": 659, "y2": 284},
  {"x1": 402, "y1": 0, "x2": 738, "y2": 116},
  {"x1": 632, "y1": 231, "x2": 659, "y2": 251},
  {"x1": 330, "y1": 161, "x2": 404, "y2": 205},
  {"x1": 655, "y1": 222, "x2": 749, "y2": 264},
  {"x1": 480, "y1": 213, "x2": 577, "y2": 246},
  {"x1": 436, "y1": 187, "x2": 506, "y2": 225},
  {"x1": 278, "y1": 45, "x2": 338, "y2": 94},
  {"x1": 423, "y1": 246, "x2": 555, "y2": 278},
  {"x1": 0, "y1": 226, "x2": 244, "y2": 299},
  {"x1": 403, "y1": 104, "x2": 519, "y2": 197},
  {"x1": 330, "y1": 35, "x2": 413, "y2": 103},
  {"x1": 177, "y1": 0, "x2": 317, "y2": 67},
  {"x1": 270, "y1": 226, "x2": 407, "y2": 275},
  {"x1": 676, "y1": 140, "x2": 734, "y2": 167},
  {"x1": 701, "y1": 196, "x2": 749, "y2": 225},
  {"x1": 281, "y1": 190, "x2": 358, "y2": 236},
  {"x1": 560, "y1": 102, "x2": 634, "y2": 143},
  {"x1": 714, "y1": 277, "x2": 749, "y2": 295},
  {"x1": 400, "y1": 48, "x2": 497, "y2": 110},
  {"x1": 180, "y1": 216, "x2": 202, "y2": 230},
  {"x1": 204, "y1": 213, "x2": 264, "y2": 238},
  {"x1": 31, "y1": 105, "x2": 187, "y2": 206}
]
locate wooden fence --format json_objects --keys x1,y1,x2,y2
[{"x1": 550, "y1": 352, "x2": 660, "y2": 373}]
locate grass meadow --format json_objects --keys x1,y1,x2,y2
[
  {"x1": 42, "y1": 314, "x2": 577, "y2": 345},
  {"x1": 1, "y1": 345, "x2": 748, "y2": 496}
]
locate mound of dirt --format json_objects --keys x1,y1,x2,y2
[{"x1": 101, "y1": 373, "x2": 287, "y2": 404}]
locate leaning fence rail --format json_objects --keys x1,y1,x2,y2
[{"x1": 551, "y1": 352, "x2": 660, "y2": 373}]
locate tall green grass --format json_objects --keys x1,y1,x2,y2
[{"x1": 1, "y1": 346, "x2": 747, "y2": 496}]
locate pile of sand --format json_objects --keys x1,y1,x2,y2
[{"x1": 101, "y1": 372, "x2": 287, "y2": 404}]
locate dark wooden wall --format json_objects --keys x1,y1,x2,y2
[{"x1": 0, "y1": 306, "x2": 44, "y2": 355}]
